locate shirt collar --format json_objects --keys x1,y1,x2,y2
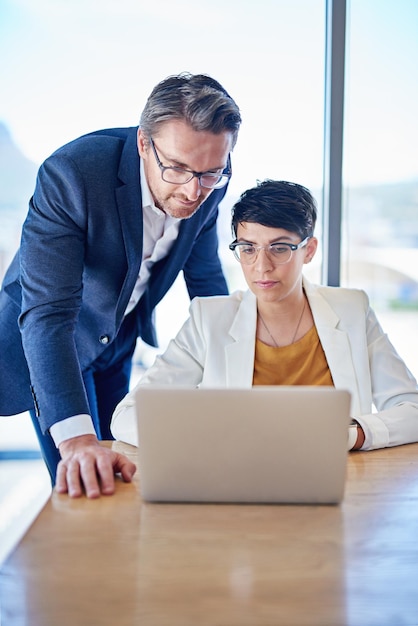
[{"x1": 140, "y1": 158, "x2": 157, "y2": 213}]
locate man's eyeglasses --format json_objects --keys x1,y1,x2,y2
[
  {"x1": 229, "y1": 236, "x2": 311, "y2": 265},
  {"x1": 149, "y1": 137, "x2": 231, "y2": 190}
]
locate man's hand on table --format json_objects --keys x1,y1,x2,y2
[{"x1": 56, "y1": 434, "x2": 136, "y2": 499}]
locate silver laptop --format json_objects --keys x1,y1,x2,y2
[{"x1": 135, "y1": 386, "x2": 351, "y2": 504}]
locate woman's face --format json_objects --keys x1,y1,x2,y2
[{"x1": 235, "y1": 222, "x2": 318, "y2": 305}]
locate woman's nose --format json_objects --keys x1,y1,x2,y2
[{"x1": 254, "y1": 247, "x2": 274, "y2": 271}]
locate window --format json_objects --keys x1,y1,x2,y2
[
  {"x1": 342, "y1": 0, "x2": 418, "y2": 376},
  {"x1": 0, "y1": 0, "x2": 327, "y2": 365}
]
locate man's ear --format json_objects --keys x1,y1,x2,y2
[
  {"x1": 137, "y1": 129, "x2": 148, "y2": 158},
  {"x1": 304, "y1": 236, "x2": 318, "y2": 263}
]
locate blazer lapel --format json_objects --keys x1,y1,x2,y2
[
  {"x1": 114, "y1": 129, "x2": 143, "y2": 318},
  {"x1": 225, "y1": 291, "x2": 257, "y2": 388},
  {"x1": 304, "y1": 279, "x2": 362, "y2": 415}
]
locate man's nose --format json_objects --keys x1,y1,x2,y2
[{"x1": 182, "y1": 175, "x2": 202, "y2": 200}]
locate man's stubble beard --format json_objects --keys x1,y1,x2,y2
[{"x1": 155, "y1": 193, "x2": 209, "y2": 221}]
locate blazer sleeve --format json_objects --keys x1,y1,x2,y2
[
  {"x1": 18, "y1": 134, "x2": 135, "y2": 432},
  {"x1": 19, "y1": 155, "x2": 93, "y2": 431},
  {"x1": 303, "y1": 280, "x2": 418, "y2": 451},
  {"x1": 355, "y1": 303, "x2": 418, "y2": 450}
]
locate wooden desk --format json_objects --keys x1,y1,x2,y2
[{"x1": 1, "y1": 442, "x2": 418, "y2": 626}]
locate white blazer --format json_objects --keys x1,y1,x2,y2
[{"x1": 111, "y1": 278, "x2": 418, "y2": 450}]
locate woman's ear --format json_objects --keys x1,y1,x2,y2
[{"x1": 304, "y1": 237, "x2": 318, "y2": 263}]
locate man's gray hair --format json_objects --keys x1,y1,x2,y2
[{"x1": 140, "y1": 72, "x2": 241, "y2": 148}]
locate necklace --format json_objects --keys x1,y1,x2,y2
[{"x1": 258, "y1": 297, "x2": 307, "y2": 347}]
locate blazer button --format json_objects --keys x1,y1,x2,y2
[{"x1": 99, "y1": 335, "x2": 110, "y2": 345}]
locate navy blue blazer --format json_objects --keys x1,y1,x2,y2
[{"x1": 0, "y1": 127, "x2": 229, "y2": 430}]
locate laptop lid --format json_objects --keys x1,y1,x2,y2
[{"x1": 136, "y1": 386, "x2": 351, "y2": 504}]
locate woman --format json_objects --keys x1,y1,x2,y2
[{"x1": 111, "y1": 180, "x2": 418, "y2": 450}]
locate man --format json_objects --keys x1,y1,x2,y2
[{"x1": 0, "y1": 72, "x2": 241, "y2": 498}]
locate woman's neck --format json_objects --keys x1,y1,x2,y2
[{"x1": 256, "y1": 290, "x2": 312, "y2": 348}]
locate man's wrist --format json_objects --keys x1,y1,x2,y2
[{"x1": 58, "y1": 433, "x2": 99, "y2": 454}]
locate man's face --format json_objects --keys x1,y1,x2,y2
[{"x1": 137, "y1": 119, "x2": 233, "y2": 220}]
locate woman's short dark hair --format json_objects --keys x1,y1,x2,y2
[
  {"x1": 140, "y1": 72, "x2": 241, "y2": 148},
  {"x1": 231, "y1": 179, "x2": 317, "y2": 240}
]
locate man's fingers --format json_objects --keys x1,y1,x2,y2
[
  {"x1": 55, "y1": 461, "x2": 69, "y2": 494},
  {"x1": 114, "y1": 455, "x2": 137, "y2": 483},
  {"x1": 54, "y1": 443, "x2": 135, "y2": 499},
  {"x1": 66, "y1": 458, "x2": 89, "y2": 498},
  {"x1": 95, "y1": 455, "x2": 117, "y2": 496}
]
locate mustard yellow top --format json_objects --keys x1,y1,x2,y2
[{"x1": 253, "y1": 325, "x2": 334, "y2": 386}]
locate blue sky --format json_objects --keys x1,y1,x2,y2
[{"x1": 0, "y1": 0, "x2": 417, "y2": 192}]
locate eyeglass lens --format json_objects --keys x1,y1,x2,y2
[
  {"x1": 161, "y1": 169, "x2": 228, "y2": 189},
  {"x1": 233, "y1": 243, "x2": 294, "y2": 264}
]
